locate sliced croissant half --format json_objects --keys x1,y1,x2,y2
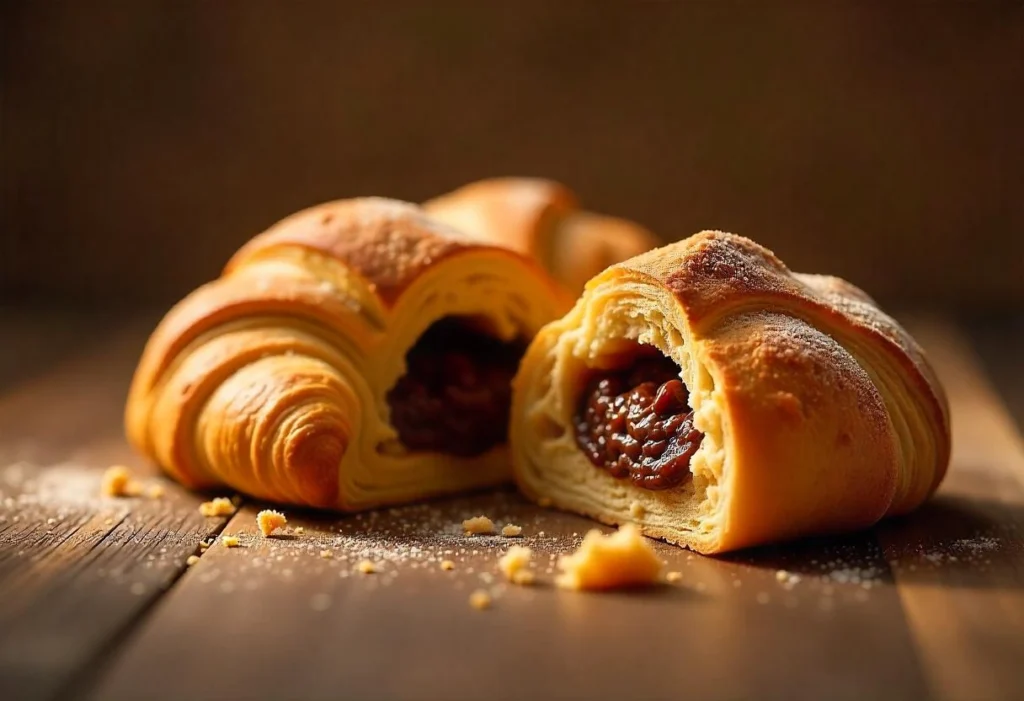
[
  {"x1": 424, "y1": 178, "x2": 659, "y2": 294},
  {"x1": 126, "y1": 198, "x2": 566, "y2": 510},
  {"x1": 510, "y1": 231, "x2": 951, "y2": 554}
]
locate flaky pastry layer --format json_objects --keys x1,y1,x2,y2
[{"x1": 126, "y1": 198, "x2": 565, "y2": 510}]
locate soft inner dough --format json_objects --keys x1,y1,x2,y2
[{"x1": 514, "y1": 277, "x2": 730, "y2": 549}]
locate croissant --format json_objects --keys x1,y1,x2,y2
[
  {"x1": 510, "y1": 231, "x2": 951, "y2": 554},
  {"x1": 126, "y1": 198, "x2": 566, "y2": 510},
  {"x1": 424, "y1": 178, "x2": 659, "y2": 294}
]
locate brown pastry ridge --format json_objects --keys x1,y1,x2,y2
[
  {"x1": 424, "y1": 178, "x2": 659, "y2": 294},
  {"x1": 510, "y1": 231, "x2": 950, "y2": 554},
  {"x1": 126, "y1": 198, "x2": 566, "y2": 510}
]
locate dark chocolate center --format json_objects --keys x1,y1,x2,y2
[
  {"x1": 386, "y1": 317, "x2": 525, "y2": 457},
  {"x1": 573, "y1": 352, "x2": 703, "y2": 490}
]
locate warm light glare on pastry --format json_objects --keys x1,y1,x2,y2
[
  {"x1": 424, "y1": 178, "x2": 659, "y2": 295},
  {"x1": 511, "y1": 231, "x2": 951, "y2": 554},
  {"x1": 125, "y1": 198, "x2": 566, "y2": 512}
]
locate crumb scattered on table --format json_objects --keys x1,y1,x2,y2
[
  {"x1": 469, "y1": 589, "x2": 492, "y2": 610},
  {"x1": 294, "y1": 527, "x2": 305, "y2": 536},
  {"x1": 665, "y1": 571, "x2": 683, "y2": 583},
  {"x1": 556, "y1": 524, "x2": 663, "y2": 591},
  {"x1": 498, "y1": 545, "x2": 533, "y2": 583},
  {"x1": 501, "y1": 524, "x2": 522, "y2": 537},
  {"x1": 256, "y1": 509, "x2": 287, "y2": 537},
  {"x1": 357, "y1": 560, "x2": 377, "y2": 574},
  {"x1": 222, "y1": 535, "x2": 240, "y2": 548},
  {"x1": 440, "y1": 560, "x2": 455, "y2": 571},
  {"x1": 199, "y1": 497, "x2": 236, "y2": 517},
  {"x1": 462, "y1": 515, "x2": 495, "y2": 535},
  {"x1": 320, "y1": 550, "x2": 333, "y2": 559},
  {"x1": 102, "y1": 465, "x2": 141, "y2": 498},
  {"x1": 186, "y1": 555, "x2": 200, "y2": 566},
  {"x1": 147, "y1": 484, "x2": 165, "y2": 499}
]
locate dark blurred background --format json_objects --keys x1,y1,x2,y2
[{"x1": 2, "y1": 1, "x2": 1022, "y2": 310}]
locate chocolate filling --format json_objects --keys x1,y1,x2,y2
[
  {"x1": 574, "y1": 352, "x2": 703, "y2": 490},
  {"x1": 386, "y1": 317, "x2": 525, "y2": 457}
]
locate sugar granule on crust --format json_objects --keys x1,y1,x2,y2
[
  {"x1": 357, "y1": 560, "x2": 377, "y2": 574},
  {"x1": 469, "y1": 589, "x2": 492, "y2": 610},
  {"x1": 199, "y1": 497, "x2": 236, "y2": 517},
  {"x1": 501, "y1": 524, "x2": 523, "y2": 537},
  {"x1": 462, "y1": 515, "x2": 495, "y2": 535},
  {"x1": 256, "y1": 510, "x2": 287, "y2": 537},
  {"x1": 555, "y1": 524, "x2": 663, "y2": 590},
  {"x1": 222, "y1": 535, "x2": 240, "y2": 548},
  {"x1": 498, "y1": 545, "x2": 533, "y2": 583}
]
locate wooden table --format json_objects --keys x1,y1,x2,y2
[{"x1": 1, "y1": 308, "x2": 1022, "y2": 701}]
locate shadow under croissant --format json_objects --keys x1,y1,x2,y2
[{"x1": 722, "y1": 493, "x2": 1024, "y2": 591}]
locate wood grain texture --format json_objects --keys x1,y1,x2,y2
[
  {"x1": 876, "y1": 319, "x2": 1024, "y2": 701},
  {"x1": 0, "y1": 312, "x2": 1021, "y2": 701},
  {"x1": 0, "y1": 316, "x2": 235, "y2": 701}
]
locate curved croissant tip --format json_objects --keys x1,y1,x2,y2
[{"x1": 280, "y1": 418, "x2": 347, "y2": 509}]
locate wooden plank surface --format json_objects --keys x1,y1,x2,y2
[
  {"x1": 0, "y1": 316, "x2": 235, "y2": 701},
  {"x1": 0, "y1": 312, "x2": 1020, "y2": 701}
]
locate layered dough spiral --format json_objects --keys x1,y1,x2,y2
[
  {"x1": 424, "y1": 178, "x2": 659, "y2": 294},
  {"x1": 510, "y1": 231, "x2": 951, "y2": 553},
  {"x1": 126, "y1": 198, "x2": 565, "y2": 510}
]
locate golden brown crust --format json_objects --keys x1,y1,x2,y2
[
  {"x1": 127, "y1": 197, "x2": 565, "y2": 509},
  {"x1": 511, "y1": 230, "x2": 951, "y2": 553},
  {"x1": 424, "y1": 178, "x2": 659, "y2": 293}
]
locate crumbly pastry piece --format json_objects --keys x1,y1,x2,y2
[
  {"x1": 511, "y1": 231, "x2": 951, "y2": 554},
  {"x1": 101, "y1": 465, "x2": 135, "y2": 497},
  {"x1": 198, "y1": 497, "x2": 236, "y2": 518},
  {"x1": 497, "y1": 545, "x2": 533, "y2": 582},
  {"x1": 500, "y1": 524, "x2": 522, "y2": 537},
  {"x1": 462, "y1": 516, "x2": 495, "y2": 535},
  {"x1": 556, "y1": 525, "x2": 663, "y2": 590},
  {"x1": 256, "y1": 509, "x2": 287, "y2": 536},
  {"x1": 424, "y1": 178, "x2": 658, "y2": 295},
  {"x1": 222, "y1": 535, "x2": 240, "y2": 548},
  {"x1": 468, "y1": 589, "x2": 492, "y2": 610},
  {"x1": 125, "y1": 198, "x2": 565, "y2": 511}
]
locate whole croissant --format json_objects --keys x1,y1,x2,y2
[
  {"x1": 511, "y1": 231, "x2": 951, "y2": 553},
  {"x1": 424, "y1": 178, "x2": 659, "y2": 294},
  {"x1": 126, "y1": 198, "x2": 566, "y2": 510}
]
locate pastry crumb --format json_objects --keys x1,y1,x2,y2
[
  {"x1": 319, "y1": 550, "x2": 333, "y2": 559},
  {"x1": 440, "y1": 560, "x2": 455, "y2": 571},
  {"x1": 102, "y1": 466, "x2": 141, "y2": 498},
  {"x1": 498, "y1": 545, "x2": 533, "y2": 583},
  {"x1": 512, "y1": 570, "x2": 536, "y2": 586},
  {"x1": 665, "y1": 571, "x2": 683, "y2": 583},
  {"x1": 147, "y1": 483, "x2": 165, "y2": 499},
  {"x1": 222, "y1": 535, "x2": 240, "y2": 548},
  {"x1": 776, "y1": 569, "x2": 789, "y2": 582},
  {"x1": 256, "y1": 509, "x2": 287, "y2": 537},
  {"x1": 629, "y1": 501, "x2": 645, "y2": 518},
  {"x1": 501, "y1": 524, "x2": 523, "y2": 537},
  {"x1": 199, "y1": 497, "x2": 236, "y2": 517},
  {"x1": 186, "y1": 555, "x2": 200, "y2": 566},
  {"x1": 294, "y1": 527, "x2": 305, "y2": 536},
  {"x1": 556, "y1": 524, "x2": 663, "y2": 590},
  {"x1": 462, "y1": 515, "x2": 495, "y2": 535},
  {"x1": 469, "y1": 589, "x2": 492, "y2": 610},
  {"x1": 357, "y1": 560, "x2": 377, "y2": 574}
]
